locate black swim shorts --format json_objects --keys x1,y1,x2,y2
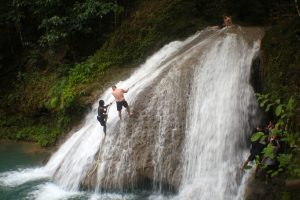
[
  {"x1": 97, "y1": 116, "x2": 105, "y2": 126},
  {"x1": 116, "y1": 100, "x2": 128, "y2": 111}
]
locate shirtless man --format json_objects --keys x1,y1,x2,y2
[
  {"x1": 209, "y1": 15, "x2": 232, "y2": 29},
  {"x1": 112, "y1": 85, "x2": 132, "y2": 119},
  {"x1": 223, "y1": 15, "x2": 232, "y2": 27}
]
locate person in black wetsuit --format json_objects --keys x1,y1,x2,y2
[
  {"x1": 97, "y1": 100, "x2": 112, "y2": 135},
  {"x1": 240, "y1": 126, "x2": 268, "y2": 171}
]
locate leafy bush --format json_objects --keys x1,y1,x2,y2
[
  {"x1": 16, "y1": 126, "x2": 59, "y2": 146},
  {"x1": 253, "y1": 93, "x2": 300, "y2": 178},
  {"x1": 0, "y1": 0, "x2": 214, "y2": 146},
  {"x1": 261, "y1": 19, "x2": 300, "y2": 100}
]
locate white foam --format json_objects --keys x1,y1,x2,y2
[
  {"x1": 89, "y1": 192, "x2": 137, "y2": 200},
  {"x1": 28, "y1": 182, "x2": 82, "y2": 200},
  {"x1": 0, "y1": 168, "x2": 48, "y2": 187}
]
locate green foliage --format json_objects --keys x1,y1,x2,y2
[
  {"x1": 61, "y1": 85, "x2": 76, "y2": 109},
  {"x1": 194, "y1": 0, "x2": 272, "y2": 25},
  {"x1": 35, "y1": 1, "x2": 123, "y2": 48},
  {"x1": 255, "y1": 93, "x2": 300, "y2": 178},
  {"x1": 49, "y1": 96, "x2": 58, "y2": 109},
  {"x1": 262, "y1": 144, "x2": 276, "y2": 159},
  {"x1": 2, "y1": 0, "x2": 123, "y2": 48},
  {"x1": 256, "y1": 93, "x2": 297, "y2": 130},
  {"x1": 277, "y1": 154, "x2": 292, "y2": 169},
  {"x1": 251, "y1": 131, "x2": 267, "y2": 143},
  {"x1": 261, "y1": 19, "x2": 300, "y2": 100},
  {"x1": 15, "y1": 126, "x2": 59, "y2": 146},
  {"x1": 1, "y1": 0, "x2": 138, "y2": 146},
  {"x1": 73, "y1": 0, "x2": 122, "y2": 22},
  {"x1": 2, "y1": 0, "x2": 275, "y2": 148},
  {"x1": 38, "y1": 15, "x2": 68, "y2": 47},
  {"x1": 245, "y1": 165, "x2": 253, "y2": 170},
  {"x1": 52, "y1": 51, "x2": 117, "y2": 111}
]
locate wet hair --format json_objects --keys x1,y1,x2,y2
[
  {"x1": 99, "y1": 100, "x2": 104, "y2": 107},
  {"x1": 271, "y1": 139, "x2": 278, "y2": 146},
  {"x1": 112, "y1": 85, "x2": 117, "y2": 89}
]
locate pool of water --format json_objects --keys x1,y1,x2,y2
[
  {"x1": 0, "y1": 141, "x2": 50, "y2": 171},
  {"x1": 0, "y1": 141, "x2": 48, "y2": 200},
  {"x1": 0, "y1": 141, "x2": 172, "y2": 200}
]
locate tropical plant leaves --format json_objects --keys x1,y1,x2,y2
[{"x1": 251, "y1": 131, "x2": 265, "y2": 142}]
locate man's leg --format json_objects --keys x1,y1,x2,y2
[
  {"x1": 126, "y1": 106, "x2": 133, "y2": 116},
  {"x1": 116, "y1": 102, "x2": 122, "y2": 119},
  {"x1": 103, "y1": 125, "x2": 106, "y2": 135},
  {"x1": 123, "y1": 100, "x2": 132, "y2": 116},
  {"x1": 100, "y1": 117, "x2": 106, "y2": 134},
  {"x1": 240, "y1": 157, "x2": 250, "y2": 171},
  {"x1": 118, "y1": 111, "x2": 122, "y2": 119}
]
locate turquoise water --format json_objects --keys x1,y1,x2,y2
[
  {"x1": 0, "y1": 141, "x2": 49, "y2": 171},
  {"x1": 0, "y1": 141, "x2": 171, "y2": 200},
  {"x1": 0, "y1": 142, "x2": 49, "y2": 200}
]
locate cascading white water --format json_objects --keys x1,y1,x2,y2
[
  {"x1": 42, "y1": 30, "x2": 205, "y2": 192},
  {"x1": 174, "y1": 28, "x2": 264, "y2": 200},
  {"x1": 0, "y1": 26, "x2": 264, "y2": 200}
]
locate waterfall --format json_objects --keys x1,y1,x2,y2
[
  {"x1": 0, "y1": 26, "x2": 264, "y2": 200},
  {"x1": 174, "y1": 27, "x2": 264, "y2": 200}
]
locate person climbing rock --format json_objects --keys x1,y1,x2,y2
[
  {"x1": 254, "y1": 135, "x2": 281, "y2": 181},
  {"x1": 97, "y1": 100, "x2": 112, "y2": 135},
  {"x1": 240, "y1": 126, "x2": 268, "y2": 171},
  {"x1": 111, "y1": 85, "x2": 133, "y2": 119}
]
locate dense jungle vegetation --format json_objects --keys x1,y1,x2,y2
[
  {"x1": 0, "y1": 0, "x2": 276, "y2": 145},
  {"x1": 0, "y1": 0, "x2": 299, "y2": 198}
]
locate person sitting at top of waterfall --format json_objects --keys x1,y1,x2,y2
[
  {"x1": 111, "y1": 85, "x2": 133, "y2": 119},
  {"x1": 209, "y1": 15, "x2": 233, "y2": 29},
  {"x1": 97, "y1": 100, "x2": 112, "y2": 135},
  {"x1": 223, "y1": 15, "x2": 232, "y2": 27}
]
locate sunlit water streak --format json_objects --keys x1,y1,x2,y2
[{"x1": 174, "y1": 28, "x2": 262, "y2": 200}]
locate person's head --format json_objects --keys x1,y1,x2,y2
[
  {"x1": 112, "y1": 85, "x2": 117, "y2": 91},
  {"x1": 271, "y1": 132, "x2": 279, "y2": 139},
  {"x1": 223, "y1": 15, "x2": 232, "y2": 26},
  {"x1": 256, "y1": 126, "x2": 263, "y2": 131},
  {"x1": 270, "y1": 138, "x2": 278, "y2": 146},
  {"x1": 223, "y1": 14, "x2": 229, "y2": 19},
  {"x1": 99, "y1": 100, "x2": 104, "y2": 107},
  {"x1": 268, "y1": 121, "x2": 275, "y2": 129}
]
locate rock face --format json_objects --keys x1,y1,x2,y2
[
  {"x1": 244, "y1": 176, "x2": 284, "y2": 200},
  {"x1": 82, "y1": 45, "x2": 193, "y2": 192},
  {"x1": 80, "y1": 28, "x2": 222, "y2": 191},
  {"x1": 45, "y1": 27, "x2": 264, "y2": 194},
  {"x1": 79, "y1": 27, "x2": 265, "y2": 193}
]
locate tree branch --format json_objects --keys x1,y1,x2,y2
[{"x1": 286, "y1": 179, "x2": 300, "y2": 190}]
